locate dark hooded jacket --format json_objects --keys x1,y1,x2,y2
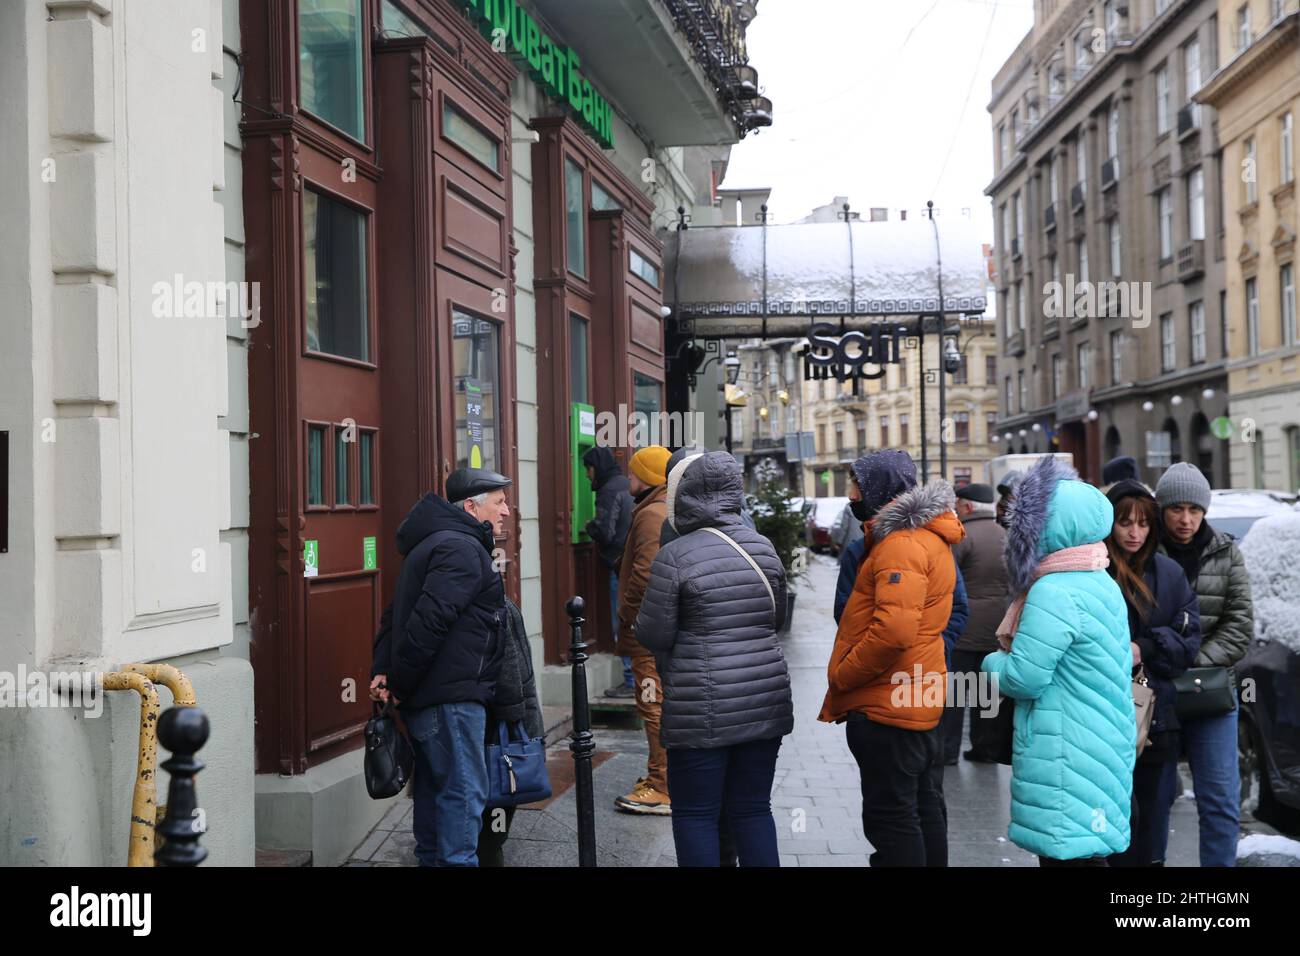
[
  {"x1": 490, "y1": 597, "x2": 545, "y2": 740},
  {"x1": 636, "y1": 451, "x2": 794, "y2": 750},
  {"x1": 583, "y1": 446, "x2": 634, "y2": 569},
  {"x1": 370, "y1": 492, "x2": 505, "y2": 711}
]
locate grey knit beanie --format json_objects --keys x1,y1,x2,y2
[{"x1": 1155, "y1": 461, "x2": 1211, "y2": 511}]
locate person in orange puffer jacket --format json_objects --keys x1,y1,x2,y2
[{"x1": 819, "y1": 449, "x2": 964, "y2": 867}]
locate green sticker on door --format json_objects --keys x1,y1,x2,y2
[
  {"x1": 363, "y1": 536, "x2": 377, "y2": 571},
  {"x1": 303, "y1": 540, "x2": 319, "y2": 578}
]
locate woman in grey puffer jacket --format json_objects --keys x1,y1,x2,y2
[{"x1": 636, "y1": 451, "x2": 794, "y2": 867}]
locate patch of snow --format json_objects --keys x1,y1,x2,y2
[
  {"x1": 1237, "y1": 833, "x2": 1300, "y2": 861},
  {"x1": 1240, "y1": 513, "x2": 1300, "y2": 653}
]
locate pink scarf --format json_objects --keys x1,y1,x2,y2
[{"x1": 996, "y1": 542, "x2": 1110, "y2": 650}]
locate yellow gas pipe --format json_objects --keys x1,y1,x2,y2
[
  {"x1": 100, "y1": 671, "x2": 161, "y2": 867},
  {"x1": 102, "y1": 663, "x2": 198, "y2": 866}
]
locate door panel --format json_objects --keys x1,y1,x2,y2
[{"x1": 305, "y1": 573, "x2": 379, "y2": 752}]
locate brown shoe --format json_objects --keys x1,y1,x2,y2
[{"x1": 614, "y1": 783, "x2": 671, "y2": 815}]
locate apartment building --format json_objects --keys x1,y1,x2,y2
[
  {"x1": 1198, "y1": 0, "x2": 1300, "y2": 490},
  {"x1": 988, "y1": 0, "x2": 1231, "y2": 486}
]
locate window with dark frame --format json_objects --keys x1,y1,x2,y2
[
  {"x1": 307, "y1": 425, "x2": 326, "y2": 506},
  {"x1": 303, "y1": 188, "x2": 370, "y2": 362},
  {"x1": 298, "y1": 0, "x2": 366, "y2": 143}
]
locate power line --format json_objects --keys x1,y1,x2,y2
[{"x1": 931, "y1": 2, "x2": 1002, "y2": 197}]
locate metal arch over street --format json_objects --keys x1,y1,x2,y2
[{"x1": 663, "y1": 216, "x2": 990, "y2": 340}]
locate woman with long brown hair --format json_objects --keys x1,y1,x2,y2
[{"x1": 1104, "y1": 480, "x2": 1202, "y2": 866}]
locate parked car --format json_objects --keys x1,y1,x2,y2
[
  {"x1": 805, "y1": 496, "x2": 849, "y2": 553},
  {"x1": 829, "y1": 501, "x2": 864, "y2": 557},
  {"x1": 1237, "y1": 512, "x2": 1300, "y2": 836},
  {"x1": 1206, "y1": 489, "x2": 1298, "y2": 540}
]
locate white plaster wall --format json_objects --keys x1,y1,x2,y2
[{"x1": 0, "y1": 0, "x2": 253, "y2": 866}]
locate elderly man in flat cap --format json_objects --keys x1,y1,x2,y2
[
  {"x1": 940, "y1": 483, "x2": 1009, "y2": 764},
  {"x1": 370, "y1": 467, "x2": 512, "y2": 866}
]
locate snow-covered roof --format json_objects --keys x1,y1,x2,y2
[{"x1": 663, "y1": 217, "x2": 989, "y2": 339}]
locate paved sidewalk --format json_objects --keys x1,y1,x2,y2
[{"x1": 347, "y1": 551, "x2": 1288, "y2": 867}]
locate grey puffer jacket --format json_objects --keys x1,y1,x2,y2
[
  {"x1": 636, "y1": 451, "x2": 794, "y2": 750},
  {"x1": 1161, "y1": 527, "x2": 1253, "y2": 671}
]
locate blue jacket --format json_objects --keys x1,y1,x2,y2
[
  {"x1": 1123, "y1": 553, "x2": 1202, "y2": 739},
  {"x1": 835, "y1": 535, "x2": 969, "y2": 667},
  {"x1": 982, "y1": 458, "x2": 1135, "y2": 861}
]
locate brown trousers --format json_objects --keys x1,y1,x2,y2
[{"x1": 630, "y1": 652, "x2": 668, "y2": 793}]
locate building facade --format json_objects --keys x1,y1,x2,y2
[
  {"x1": 1, "y1": 0, "x2": 767, "y2": 866},
  {"x1": 1198, "y1": 1, "x2": 1300, "y2": 491},
  {"x1": 988, "y1": 0, "x2": 1231, "y2": 487}
]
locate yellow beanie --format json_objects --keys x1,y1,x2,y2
[{"x1": 629, "y1": 445, "x2": 671, "y2": 486}]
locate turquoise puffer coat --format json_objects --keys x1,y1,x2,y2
[{"x1": 982, "y1": 469, "x2": 1136, "y2": 861}]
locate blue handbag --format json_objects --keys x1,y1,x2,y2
[{"x1": 485, "y1": 720, "x2": 552, "y2": 808}]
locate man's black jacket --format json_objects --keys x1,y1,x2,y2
[{"x1": 371, "y1": 492, "x2": 505, "y2": 710}]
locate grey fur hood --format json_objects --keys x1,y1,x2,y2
[{"x1": 872, "y1": 479, "x2": 959, "y2": 540}]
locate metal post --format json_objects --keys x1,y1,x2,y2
[
  {"x1": 939, "y1": 324, "x2": 948, "y2": 480},
  {"x1": 154, "y1": 706, "x2": 210, "y2": 867},
  {"x1": 566, "y1": 596, "x2": 598, "y2": 867},
  {"x1": 725, "y1": 404, "x2": 734, "y2": 455},
  {"x1": 918, "y1": 313, "x2": 928, "y2": 483}
]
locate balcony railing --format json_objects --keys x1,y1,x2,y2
[
  {"x1": 1044, "y1": 203, "x2": 1057, "y2": 231},
  {"x1": 1011, "y1": 237, "x2": 1021, "y2": 259},
  {"x1": 1177, "y1": 105, "x2": 1199, "y2": 139},
  {"x1": 1177, "y1": 239, "x2": 1205, "y2": 281}
]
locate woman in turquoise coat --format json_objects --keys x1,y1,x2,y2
[{"x1": 982, "y1": 457, "x2": 1136, "y2": 865}]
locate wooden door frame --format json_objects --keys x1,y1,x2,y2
[
  {"x1": 242, "y1": 0, "x2": 517, "y2": 774},
  {"x1": 531, "y1": 117, "x2": 662, "y2": 664}
]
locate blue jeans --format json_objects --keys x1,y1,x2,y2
[
  {"x1": 406, "y1": 701, "x2": 489, "y2": 867},
  {"x1": 1183, "y1": 704, "x2": 1240, "y2": 867},
  {"x1": 666, "y1": 737, "x2": 782, "y2": 867},
  {"x1": 610, "y1": 570, "x2": 632, "y2": 687}
]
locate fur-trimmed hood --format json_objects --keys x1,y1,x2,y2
[
  {"x1": 1003, "y1": 456, "x2": 1115, "y2": 594},
  {"x1": 871, "y1": 479, "x2": 963, "y2": 545}
]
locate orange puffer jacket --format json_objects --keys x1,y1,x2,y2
[{"x1": 819, "y1": 480, "x2": 965, "y2": 731}]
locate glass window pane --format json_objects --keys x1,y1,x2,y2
[
  {"x1": 443, "y1": 102, "x2": 500, "y2": 173},
  {"x1": 566, "y1": 158, "x2": 586, "y2": 278},
  {"x1": 335, "y1": 429, "x2": 350, "y2": 505},
  {"x1": 299, "y1": 0, "x2": 365, "y2": 141},
  {"x1": 591, "y1": 180, "x2": 620, "y2": 211},
  {"x1": 359, "y1": 432, "x2": 374, "y2": 505},
  {"x1": 381, "y1": 0, "x2": 427, "y2": 37},
  {"x1": 630, "y1": 249, "x2": 660, "y2": 289},
  {"x1": 633, "y1": 372, "x2": 661, "y2": 447},
  {"x1": 453, "y1": 310, "x2": 500, "y2": 471},
  {"x1": 570, "y1": 315, "x2": 589, "y2": 405},
  {"x1": 304, "y1": 189, "x2": 370, "y2": 361},
  {"x1": 307, "y1": 425, "x2": 326, "y2": 505}
]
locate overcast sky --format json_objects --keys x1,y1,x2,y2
[{"x1": 722, "y1": 0, "x2": 1036, "y2": 243}]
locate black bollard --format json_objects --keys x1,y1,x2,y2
[
  {"x1": 566, "y1": 595, "x2": 597, "y2": 867},
  {"x1": 154, "y1": 706, "x2": 210, "y2": 867}
]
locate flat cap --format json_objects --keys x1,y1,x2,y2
[
  {"x1": 446, "y1": 467, "x2": 512, "y2": 503},
  {"x1": 955, "y1": 482, "x2": 995, "y2": 504}
]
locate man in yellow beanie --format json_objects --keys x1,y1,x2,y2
[{"x1": 614, "y1": 445, "x2": 673, "y2": 814}]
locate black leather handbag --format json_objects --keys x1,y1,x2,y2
[
  {"x1": 364, "y1": 700, "x2": 413, "y2": 799},
  {"x1": 1173, "y1": 666, "x2": 1237, "y2": 720}
]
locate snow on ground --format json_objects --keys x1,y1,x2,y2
[
  {"x1": 1237, "y1": 833, "x2": 1300, "y2": 862},
  {"x1": 1240, "y1": 513, "x2": 1300, "y2": 653}
]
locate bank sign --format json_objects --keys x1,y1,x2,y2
[{"x1": 453, "y1": 0, "x2": 615, "y2": 150}]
